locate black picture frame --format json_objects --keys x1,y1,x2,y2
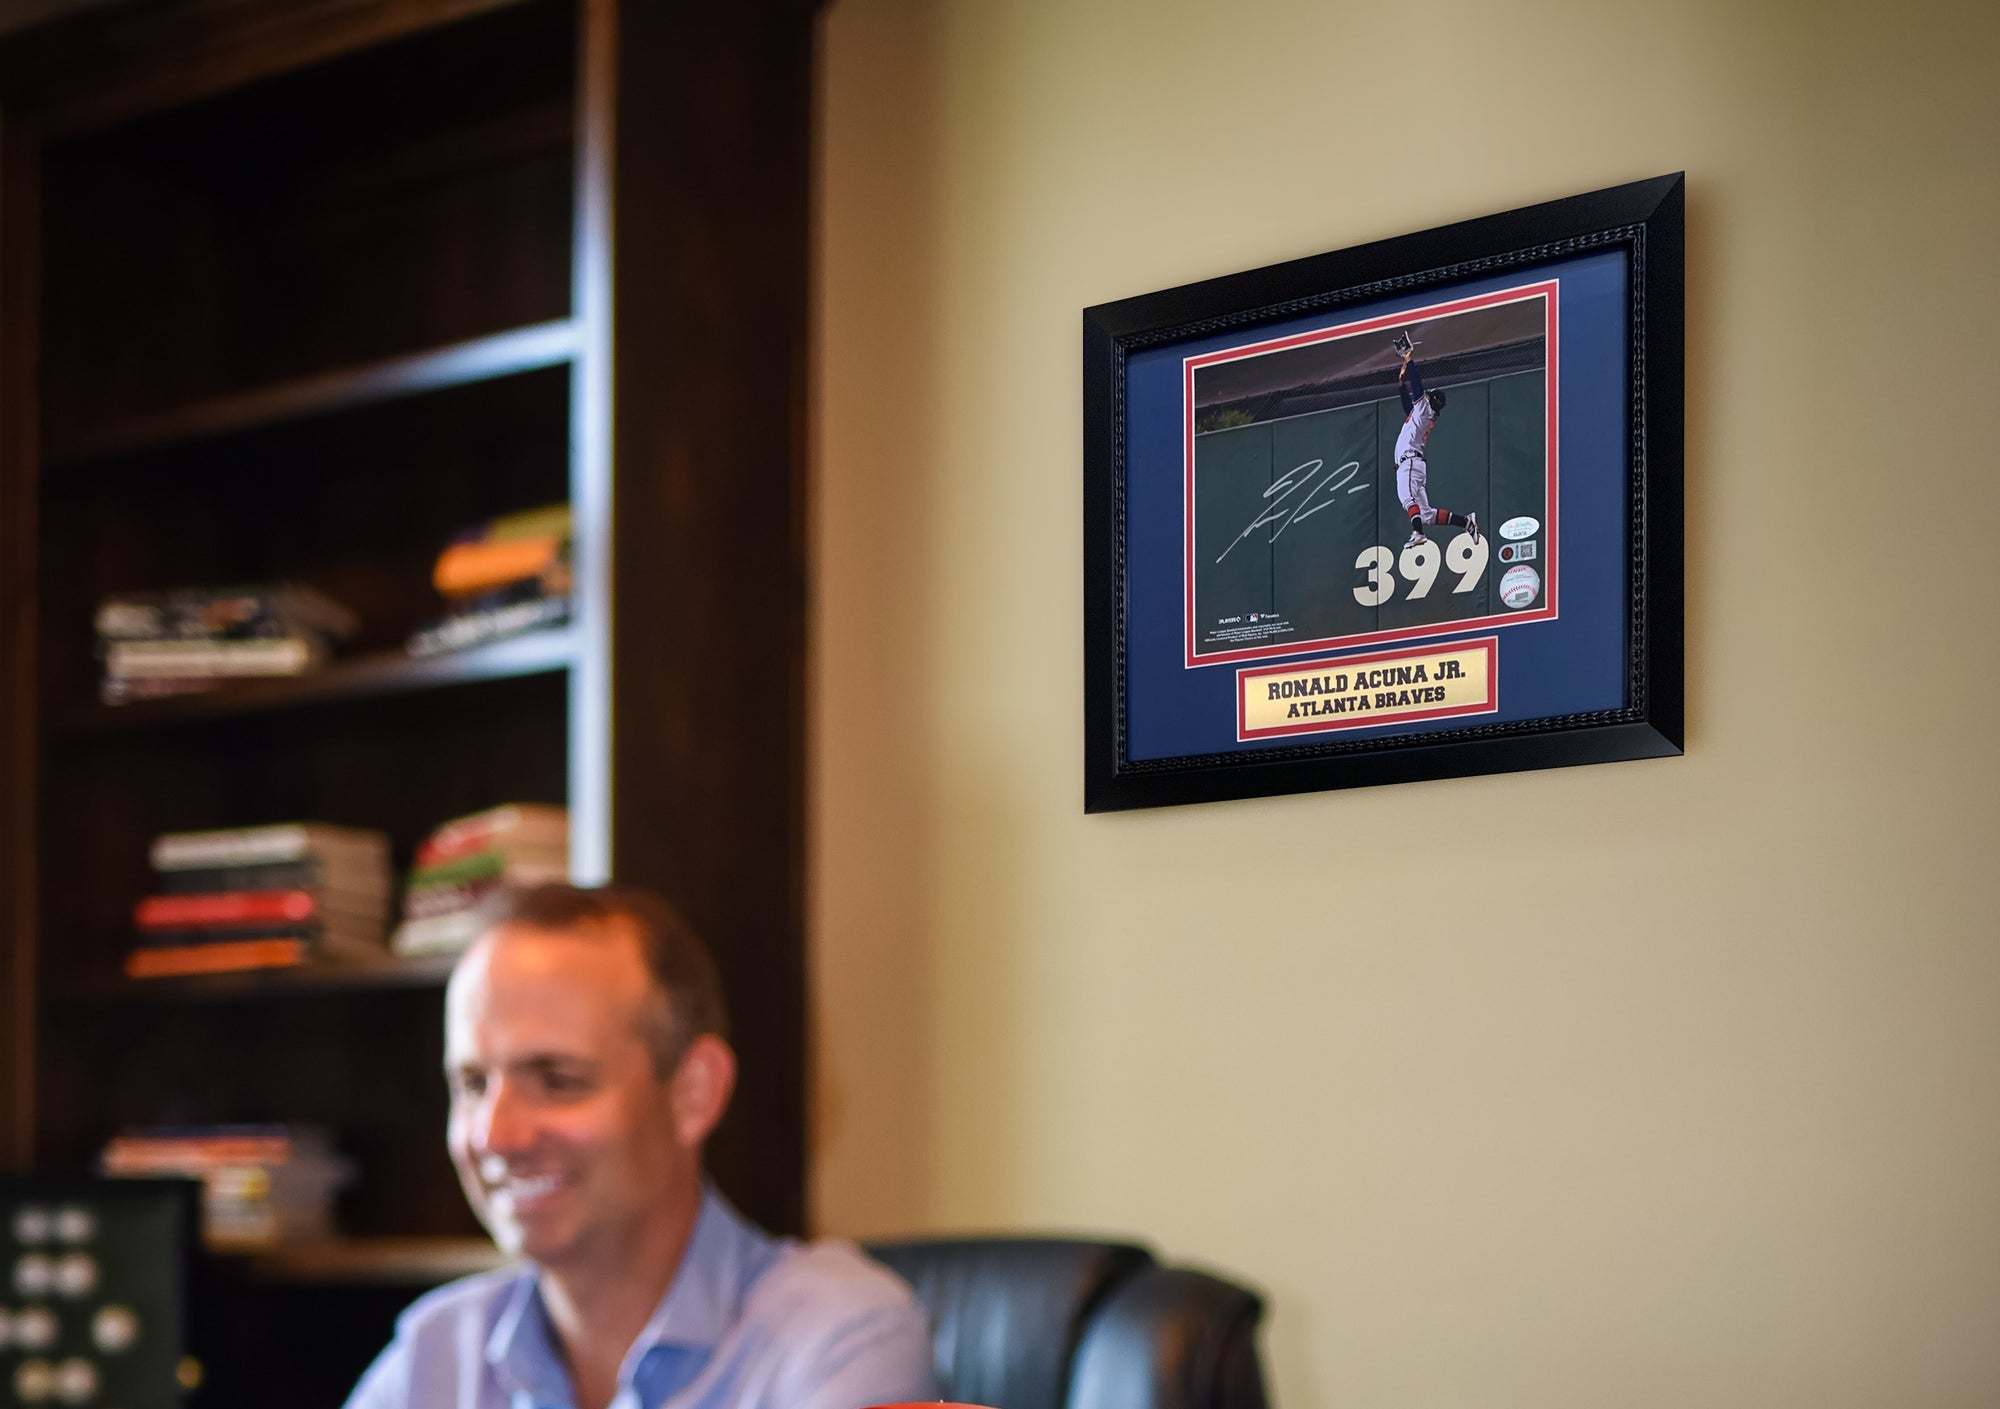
[{"x1": 1083, "y1": 173, "x2": 1683, "y2": 812}]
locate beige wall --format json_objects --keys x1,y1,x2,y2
[{"x1": 809, "y1": 2, "x2": 2000, "y2": 1404}]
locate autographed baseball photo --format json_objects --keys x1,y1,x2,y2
[
  {"x1": 1082, "y1": 176, "x2": 1683, "y2": 809},
  {"x1": 1186, "y1": 280, "x2": 1559, "y2": 669}
]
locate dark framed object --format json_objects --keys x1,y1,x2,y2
[
  {"x1": 1083, "y1": 174, "x2": 1683, "y2": 811},
  {"x1": 0, "y1": 1174, "x2": 201, "y2": 1407}
]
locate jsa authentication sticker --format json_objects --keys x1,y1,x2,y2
[{"x1": 1236, "y1": 638, "x2": 1499, "y2": 742}]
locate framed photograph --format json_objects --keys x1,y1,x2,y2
[{"x1": 1083, "y1": 174, "x2": 1683, "y2": 812}]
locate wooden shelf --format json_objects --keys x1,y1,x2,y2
[
  {"x1": 44, "y1": 951, "x2": 462, "y2": 1006},
  {"x1": 48, "y1": 320, "x2": 581, "y2": 468},
  {"x1": 222, "y1": 1236, "x2": 511, "y2": 1286},
  {"x1": 52, "y1": 626, "x2": 576, "y2": 739},
  {"x1": 3, "y1": 0, "x2": 813, "y2": 1302}
]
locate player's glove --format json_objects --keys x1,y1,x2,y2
[{"x1": 1390, "y1": 331, "x2": 1414, "y2": 357}]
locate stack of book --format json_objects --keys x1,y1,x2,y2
[
  {"x1": 130, "y1": 823, "x2": 392, "y2": 978},
  {"x1": 407, "y1": 504, "x2": 572, "y2": 657},
  {"x1": 391, "y1": 804, "x2": 569, "y2": 956},
  {"x1": 96, "y1": 582, "x2": 359, "y2": 705},
  {"x1": 101, "y1": 1125, "x2": 353, "y2": 1248}
]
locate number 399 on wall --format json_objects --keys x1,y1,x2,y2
[{"x1": 1352, "y1": 532, "x2": 1489, "y2": 606}]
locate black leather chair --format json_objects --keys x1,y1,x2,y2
[{"x1": 865, "y1": 1237, "x2": 1270, "y2": 1409}]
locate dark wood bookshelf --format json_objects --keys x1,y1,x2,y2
[
  {"x1": 48, "y1": 320, "x2": 581, "y2": 469},
  {"x1": 44, "y1": 951, "x2": 460, "y2": 1006},
  {"x1": 0, "y1": 4, "x2": 813, "y2": 1402},
  {"x1": 225, "y1": 1235, "x2": 511, "y2": 1286},
  {"x1": 52, "y1": 625, "x2": 576, "y2": 739}
]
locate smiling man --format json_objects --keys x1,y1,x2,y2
[{"x1": 344, "y1": 885, "x2": 936, "y2": 1409}]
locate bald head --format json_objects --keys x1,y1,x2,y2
[{"x1": 460, "y1": 884, "x2": 730, "y2": 1076}]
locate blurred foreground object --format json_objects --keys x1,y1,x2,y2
[{"x1": 1, "y1": 1173, "x2": 200, "y2": 1408}]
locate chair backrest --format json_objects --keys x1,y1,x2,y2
[
  {"x1": 866, "y1": 1238, "x2": 1153, "y2": 1409},
  {"x1": 865, "y1": 1236, "x2": 1268, "y2": 1409},
  {"x1": 1070, "y1": 1263, "x2": 1269, "y2": 1409}
]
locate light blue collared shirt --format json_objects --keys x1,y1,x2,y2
[{"x1": 344, "y1": 1188, "x2": 937, "y2": 1409}]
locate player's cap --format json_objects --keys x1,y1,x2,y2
[{"x1": 1430, "y1": 388, "x2": 1447, "y2": 411}]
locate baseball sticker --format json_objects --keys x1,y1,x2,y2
[
  {"x1": 14, "y1": 1359, "x2": 54, "y2": 1404},
  {"x1": 55, "y1": 1358, "x2": 98, "y2": 1405},
  {"x1": 52, "y1": 1253, "x2": 96, "y2": 1299},
  {"x1": 1499, "y1": 515, "x2": 1539, "y2": 541},
  {"x1": 1499, "y1": 564, "x2": 1541, "y2": 609},
  {"x1": 92, "y1": 1305, "x2": 139, "y2": 1354},
  {"x1": 13, "y1": 1253, "x2": 52, "y2": 1297},
  {"x1": 12, "y1": 1307, "x2": 56, "y2": 1352}
]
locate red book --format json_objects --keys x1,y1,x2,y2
[{"x1": 135, "y1": 888, "x2": 319, "y2": 930}]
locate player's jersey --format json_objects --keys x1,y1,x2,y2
[{"x1": 1396, "y1": 395, "x2": 1436, "y2": 463}]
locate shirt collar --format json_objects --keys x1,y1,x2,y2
[
  {"x1": 486, "y1": 1273, "x2": 564, "y2": 1405},
  {"x1": 628, "y1": 1183, "x2": 752, "y2": 1352},
  {"x1": 483, "y1": 1183, "x2": 782, "y2": 1402}
]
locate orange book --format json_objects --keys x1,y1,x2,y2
[
  {"x1": 432, "y1": 536, "x2": 562, "y2": 598},
  {"x1": 126, "y1": 938, "x2": 306, "y2": 978}
]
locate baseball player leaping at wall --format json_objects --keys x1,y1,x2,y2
[{"x1": 1393, "y1": 331, "x2": 1479, "y2": 549}]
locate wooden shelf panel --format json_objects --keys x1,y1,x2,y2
[
  {"x1": 52, "y1": 625, "x2": 576, "y2": 739},
  {"x1": 44, "y1": 951, "x2": 462, "y2": 1006},
  {"x1": 48, "y1": 320, "x2": 580, "y2": 468},
  {"x1": 222, "y1": 1235, "x2": 510, "y2": 1286}
]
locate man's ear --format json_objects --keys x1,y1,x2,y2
[{"x1": 668, "y1": 1034, "x2": 737, "y2": 1148}]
